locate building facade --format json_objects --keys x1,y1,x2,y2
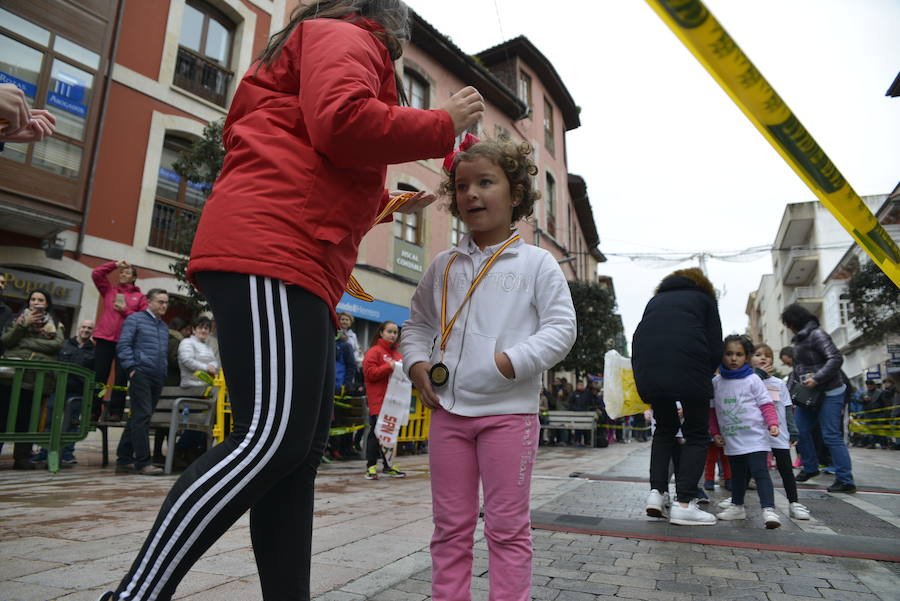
[
  {"x1": 1, "y1": 2, "x2": 606, "y2": 358},
  {"x1": 746, "y1": 192, "x2": 895, "y2": 385},
  {"x1": 821, "y1": 188, "x2": 900, "y2": 386}
]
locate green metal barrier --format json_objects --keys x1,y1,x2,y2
[{"x1": 0, "y1": 359, "x2": 96, "y2": 473}]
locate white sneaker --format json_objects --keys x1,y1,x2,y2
[
  {"x1": 717, "y1": 498, "x2": 734, "y2": 509},
  {"x1": 763, "y1": 507, "x2": 781, "y2": 529},
  {"x1": 669, "y1": 499, "x2": 717, "y2": 526},
  {"x1": 717, "y1": 504, "x2": 747, "y2": 521},
  {"x1": 645, "y1": 489, "x2": 668, "y2": 518},
  {"x1": 789, "y1": 502, "x2": 811, "y2": 520}
]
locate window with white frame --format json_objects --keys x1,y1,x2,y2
[
  {"x1": 543, "y1": 96, "x2": 555, "y2": 155},
  {"x1": 545, "y1": 172, "x2": 556, "y2": 237},
  {"x1": 149, "y1": 135, "x2": 210, "y2": 253},
  {"x1": 403, "y1": 70, "x2": 429, "y2": 109},
  {"x1": 174, "y1": 1, "x2": 235, "y2": 106},
  {"x1": 394, "y1": 183, "x2": 423, "y2": 245}
]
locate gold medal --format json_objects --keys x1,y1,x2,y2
[{"x1": 429, "y1": 362, "x2": 450, "y2": 387}]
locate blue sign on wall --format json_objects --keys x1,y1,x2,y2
[
  {"x1": 0, "y1": 71, "x2": 38, "y2": 98},
  {"x1": 46, "y1": 73, "x2": 88, "y2": 117},
  {"x1": 336, "y1": 293, "x2": 409, "y2": 325}
]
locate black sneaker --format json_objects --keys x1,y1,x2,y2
[
  {"x1": 795, "y1": 470, "x2": 820, "y2": 482},
  {"x1": 826, "y1": 480, "x2": 856, "y2": 493}
]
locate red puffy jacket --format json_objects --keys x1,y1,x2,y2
[
  {"x1": 363, "y1": 337, "x2": 403, "y2": 416},
  {"x1": 188, "y1": 16, "x2": 455, "y2": 323}
]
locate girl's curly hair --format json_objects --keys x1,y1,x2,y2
[{"x1": 439, "y1": 138, "x2": 540, "y2": 224}]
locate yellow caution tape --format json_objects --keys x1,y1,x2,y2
[
  {"x1": 850, "y1": 404, "x2": 900, "y2": 417},
  {"x1": 646, "y1": 0, "x2": 900, "y2": 285}
]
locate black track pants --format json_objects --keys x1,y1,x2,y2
[
  {"x1": 649, "y1": 398, "x2": 709, "y2": 503},
  {"x1": 115, "y1": 272, "x2": 335, "y2": 601},
  {"x1": 772, "y1": 447, "x2": 798, "y2": 503}
]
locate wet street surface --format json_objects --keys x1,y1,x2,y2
[{"x1": 1, "y1": 432, "x2": 898, "y2": 600}]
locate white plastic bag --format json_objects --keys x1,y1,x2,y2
[
  {"x1": 374, "y1": 362, "x2": 411, "y2": 449},
  {"x1": 602, "y1": 350, "x2": 649, "y2": 420}
]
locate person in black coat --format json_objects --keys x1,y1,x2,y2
[
  {"x1": 783, "y1": 303, "x2": 855, "y2": 492},
  {"x1": 32, "y1": 319, "x2": 96, "y2": 465},
  {"x1": 632, "y1": 268, "x2": 722, "y2": 525}
]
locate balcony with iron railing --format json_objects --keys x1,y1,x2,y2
[{"x1": 174, "y1": 47, "x2": 233, "y2": 107}]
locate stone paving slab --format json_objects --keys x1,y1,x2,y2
[
  {"x1": 375, "y1": 531, "x2": 900, "y2": 600},
  {"x1": 2, "y1": 434, "x2": 898, "y2": 600}
]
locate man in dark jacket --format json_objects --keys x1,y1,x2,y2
[
  {"x1": 632, "y1": 268, "x2": 722, "y2": 526},
  {"x1": 32, "y1": 319, "x2": 96, "y2": 465},
  {"x1": 569, "y1": 380, "x2": 593, "y2": 446},
  {"x1": 116, "y1": 289, "x2": 170, "y2": 475}
]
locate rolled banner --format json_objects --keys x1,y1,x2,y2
[{"x1": 646, "y1": 0, "x2": 900, "y2": 286}]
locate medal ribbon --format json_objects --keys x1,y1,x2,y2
[
  {"x1": 438, "y1": 234, "x2": 520, "y2": 354},
  {"x1": 345, "y1": 192, "x2": 419, "y2": 302}
]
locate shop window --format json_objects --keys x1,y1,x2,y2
[
  {"x1": 0, "y1": 8, "x2": 100, "y2": 181},
  {"x1": 174, "y1": 1, "x2": 235, "y2": 106},
  {"x1": 403, "y1": 70, "x2": 429, "y2": 109},
  {"x1": 543, "y1": 96, "x2": 555, "y2": 156},
  {"x1": 393, "y1": 183, "x2": 423, "y2": 246},
  {"x1": 149, "y1": 136, "x2": 210, "y2": 253}
]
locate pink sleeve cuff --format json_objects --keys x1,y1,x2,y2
[
  {"x1": 709, "y1": 407, "x2": 720, "y2": 436},
  {"x1": 759, "y1": 402, "x2": 778, "y2": 428}
]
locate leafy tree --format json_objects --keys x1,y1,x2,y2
[
  {"x1": 847, "y1": 260, "x2": 900, "y2": 344},
  {"x1": 556, "y1": 280, "x2": 624, "y2": 379},
  {"x1": 169, "y1": 119, "x2": 225, "y2": 313}
]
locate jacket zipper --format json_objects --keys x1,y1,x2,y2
[{"x1": 448, "y1": 251, "x2": 495, "y2": 405}]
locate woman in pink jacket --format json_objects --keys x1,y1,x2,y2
[{"x1": 92, "y1": 259, "x2": 147, "y2": 419}]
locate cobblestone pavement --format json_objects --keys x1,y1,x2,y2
[{"x1": 1, "y1": 432, "x2": 898, "y2": 600}]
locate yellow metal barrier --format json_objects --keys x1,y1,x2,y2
[
  {"x1": 209, "y1": 375, "x2": 432, "y2": 445},
  {"x1": 212, "y1": 371, "x2": 230, "y2": 444},
  {"x1": 646, "y1": 0, "x2": 900, "y2": 285},
  {"x1": 398, "y1": 390, "x2": 431, "y2": 443}
]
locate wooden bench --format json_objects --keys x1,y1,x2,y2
[
  {"x1": 540, "y1": 410, "x2": 597, "y2": 447},
  {"x1": 97, "y1": 385, "x2": 217, "y2": 473}
]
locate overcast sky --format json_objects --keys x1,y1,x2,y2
[{"x1": 407, "y1": 0, "x2": 900, "y2": 348}]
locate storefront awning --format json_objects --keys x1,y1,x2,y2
[{"x1": 336, "y1": 294, "x2": 410, "y2": 326}]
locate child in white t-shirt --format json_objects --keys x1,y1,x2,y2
[
  {"x1": 751, "y1": 343, "x2": 811, "y2": 520},
  {"x1": 710, "y1": 335, "x2": 782, "y2": 529}
]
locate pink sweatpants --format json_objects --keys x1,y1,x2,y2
[{"x1": 428, "y1": 408, "x2": 539, "y2": 601}]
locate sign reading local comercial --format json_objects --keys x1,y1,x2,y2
[
  {"x1": 392, "y1": 239, "x2": 424, "y2": 281},
  {"x1": 1, "y1": 267, "x2": 84, "y2": 308}
]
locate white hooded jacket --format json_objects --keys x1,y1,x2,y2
[{"x1": 400, "y1": 233, "x2": 576, "y2": 417}]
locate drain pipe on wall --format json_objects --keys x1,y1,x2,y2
[{"x1": 75, "y1": 0, "x2": 124, "y2": 259}]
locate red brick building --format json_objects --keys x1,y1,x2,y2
[{"x1": 1, "y1": 1, "x2": 606, "y2": 346}]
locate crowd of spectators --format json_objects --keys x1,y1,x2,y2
[{"x1": 0, "y1": 264, "x2": 220, "y2": 472}]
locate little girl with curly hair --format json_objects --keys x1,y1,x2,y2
[{"x1": 401, "y1": 135, "x2": 577, "y2": 601}]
